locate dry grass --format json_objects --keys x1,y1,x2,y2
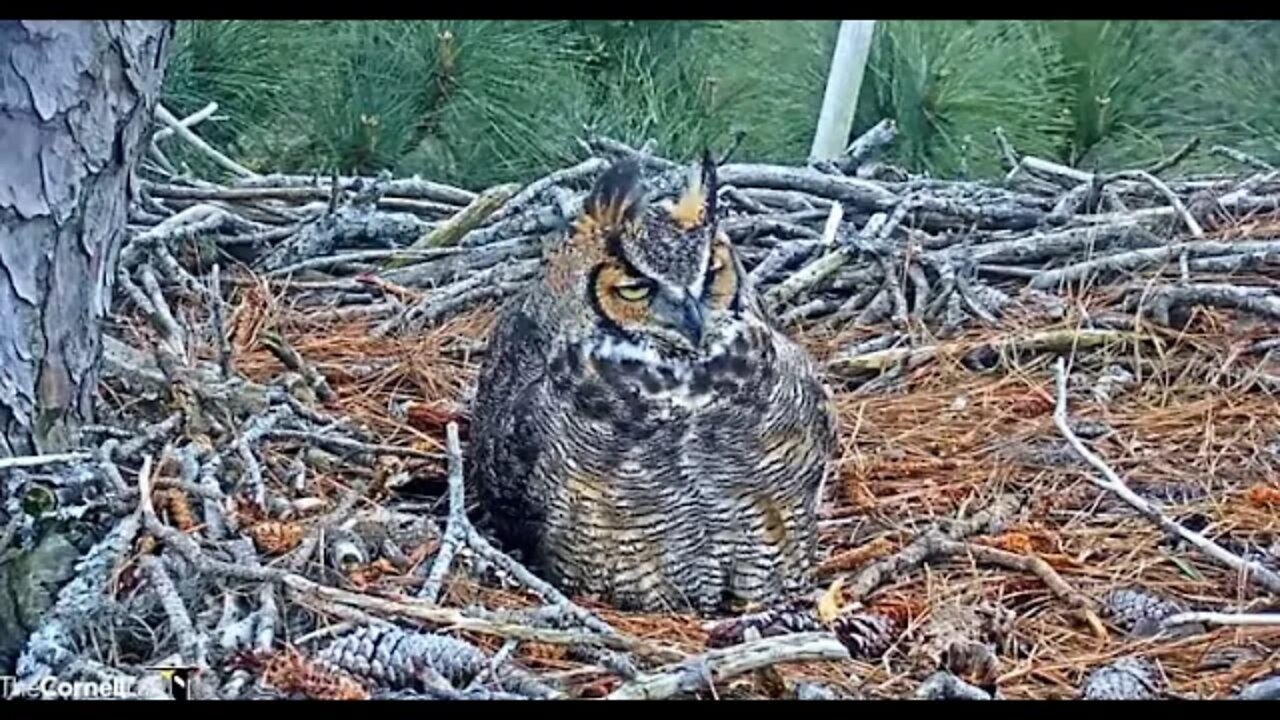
[{"x1": 133, "y1": 248, "x2": 1280, "y2": 699}]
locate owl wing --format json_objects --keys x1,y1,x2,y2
[{"x1": 467, "y1": 293, "x2": 556, "y2": 556}]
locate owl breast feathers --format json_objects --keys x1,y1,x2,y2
[{"x1": 467, "y1": 155, "x2": 838, "y2": 615}]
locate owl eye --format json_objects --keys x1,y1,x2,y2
[{"x1": 614, "y1": 281, "x2": 653, "y2": 302}]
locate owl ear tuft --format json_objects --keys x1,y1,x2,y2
[
  {"x1": 701, "y1": 147, "x2": 719, "y2": 234},
  {"x1": 581, "y1": 158, "x2": 645, "y2": 233},
  {"x1": 670, "y1": 148, "x2": 720, "y2": 232}
]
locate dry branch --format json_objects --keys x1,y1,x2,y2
[
  {"x1": 1052, "y1": 357, "x2": 1280, "y2": 595},
  {"x1": 605, "y1": 633, "x2": 850, "y2": 700}
]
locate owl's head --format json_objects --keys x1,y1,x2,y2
[{"x1": 543, "y1": 154, "x2": 748, "y2": 357}]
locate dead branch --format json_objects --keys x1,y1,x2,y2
[
  {"x1": 605, "y1": 632, "x2": 850, "y2": 700},
  {"x1": 418, "y1": 423, "x2": 467, "y2": 604},
  {"x1": 1052, "y1": 357, "x2": 1280, "y2": 595}
]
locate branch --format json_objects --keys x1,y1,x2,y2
[
  {"x1": 0, "y1": 452, "x2": 93, "y2": 470},
  {"x1": 154, "y1": 103, "x2": 257, "y2": 179},
  {"x1": 605, "y1": 632, "x2": 849, "y2": 700},
  {"x1": 1160, "y1": 611, "x2": 1280, "y2": 629},
  {"x1": 937, "y1": 539, "x2": 1108, "y2": 641},
  {"x1": 387, "y1": 182, "x2": 521, "y2": 264},
  {"x1": 1052, "y1": 357, "x2": 1280, "y2": 595},
  {"x1": 843, "y1": 494, "x2": 1024, "y2": 603},
  {"x1": 418, "y1": 422, "x2": 467, "y2": 603},
  {"x1": 152, "y1": 101, "x2": 220, "y2": 143},
  {"x1": 1103, "y1": 169, "x2": 1204, "y2": 238}
]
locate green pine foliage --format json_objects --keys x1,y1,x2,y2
[
  {"x1": 1041, "y1": 21, "x2": 1177, "y2": 168},
  {"x1": 161, "y1": 20, "x2": 299, "y2": 175},
  {"x1": 854, "y1": 21, "x2": 1071, "y2": 178},
  {"x1": 158, "y1": 20, "x2": 1280, "y2": 188}
]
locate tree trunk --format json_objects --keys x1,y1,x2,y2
[
  {"x1": 0, "y1": 20, "x2": 174, "y2": 456},
  {"x1": 0, "y1": 19, "x2": 174, "y2": 674}
]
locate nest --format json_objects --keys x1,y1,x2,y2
[{"x1": 2, "y1": 115, "x2": 1279, "y2": 700}]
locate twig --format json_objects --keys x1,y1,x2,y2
[
  {"x1": 388, "y1": 182, "x2": 521, "y2": 264},
  {"x1": 154, "y1": 103, "x2": 257, "y2": 179},
  {"x1": 1143, "y1": 137, "x2": 1201, "y2": 176},
  {"x1": 263, "y1": 429, "x2": 445, "y2": 461},
  {"x1": 1209, "y1": 145, "x2": 1277, "y2": 172},
  {"x1": 0, "y1": 512, "x2": 20, "y2": 551},
  {"x1": 1133, "y1": 283, "x2": 1280, "y2": 324},
  {"x1": 1103, "y1": 169, "x2": 1204, "y2": 237},
  {"x1": 488, "y1": 157, "x2": 608, "y2": 225},
  {"x1": 1028, "y1": 238, "x2": 1280, "y2": 290},
  {"x1": 765, "y1": 205, "x2": 851, "y2": 307},
  {"x1": 0, "y1": 451, "x2": 93, "y2": 470},
  {"x1": 839, "y1": 118, "x2": 897, "y2": 172},
  {"x1": 418, "y1": 422, "x2": 467, "y2": 603},
  {"x1": 140, "y1": 484, "x2": 682, "y2": 662},
  {"x1": 139, "y1": 555, "x2": 208, "y2": 668},
  {"x1": 827, "y1": 328, "x2": 1137, "y2": 376},
  {"x1": 152, "y1": 101, "x2": 220, "y2": 143},
  {"x1": 264, "y1": 247, "x2": 463, "y2": 278},
  {"x1": 1051, "y1": 357, "x2": 1280, "y2": 594},
  {"x1": 1160, "y1": 611, "x2": 1280, "y2": 629},
  {"x1": 843, "y1": 495, "x2": 1023, "y2": 603},
  {"x1": 605, "y1": 632, "x2": 850, "y2": 700},
  {"x1": 208, "y1": 264, "x2": 234, "y2": 378},
  {"x1": 938, "y1": 539, "x2": 1108, "y2": 641}
]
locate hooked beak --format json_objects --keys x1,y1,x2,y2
[{"x1": 654, "y1": 289, "x2": 705, "y2": 351}]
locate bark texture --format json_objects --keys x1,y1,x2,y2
[{"x1": 0, "y1": 20, "x2": 173, "y2": 455}]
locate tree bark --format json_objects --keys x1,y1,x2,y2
[
  {"x1": 0, "y1": 20, "x2": 174, "y2": 455},
  {"x1": 0, "y1": 19, "x2": 174, "y2": 674}
]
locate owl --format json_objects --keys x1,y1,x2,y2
[{"x1": 466, "y1": 155, "x2": 838, "y2": 615}]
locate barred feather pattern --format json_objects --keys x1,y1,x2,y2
[
  {"x1": 1080, "y1": 657, "x2": 1165, "y2": 700},
  {"x1": 471, "y1": 308, "x2": 834, "y2": 613},
  {"x1": 476, "y1": 311, "x2": 834, "y2": 607},
  {"x1": 317, "y1": 626, "x2": 557, "y2": 699},
  {"x1": 470, "y1": 158, "x2": 837, "y2": 615}
]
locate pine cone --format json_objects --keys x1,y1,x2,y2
[
  {"x1": 1081, "y1": 657, "x2": 1164, "y2": 700},
  {"x1": 155, "y1": 488, "x2": 198, "y2": 532},
  {"x1": 318, "y1": 626, "x2": 557, "y2": 698},
  {"x1": 1102, "y1": 587, "x2": 1185, "y2": 637},
  {"x1": 261, "y1": 647, "x2": 370, "y2": 700},
  {"x1": 831, "y1": 609, "x2": 901, "y2": 660},
  {"x1": 245, "y1": 520, "x2": 306, "y2": 555},
  {"x1": 705, "y1": 598, "x2": 823, "y2": 648}
]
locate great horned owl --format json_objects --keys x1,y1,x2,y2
[{"x1": 467, "y1": 156, "x2": 838, "y2": 615}]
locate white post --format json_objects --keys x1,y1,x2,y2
[{"x1": 809, "y1": 20, "x2": 878, "y2": 164}]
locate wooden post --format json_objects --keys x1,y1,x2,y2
[{"x1": 809, "y1": 20, "x2": 878, "y2": 164}]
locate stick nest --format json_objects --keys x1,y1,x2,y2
[{"x1": 3, "y1": 123, "x2": 1279, "y2": 701}]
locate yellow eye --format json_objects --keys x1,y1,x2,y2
[{"x1": 614, "y1": 283, "x2": 652, "y2": 302}]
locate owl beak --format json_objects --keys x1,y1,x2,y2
[
  {"x1": 654, "y1": 289, "x2": 705, "y2": 351},
  {"x1": 677, "y1": 294, "x2": 706, "y2": 349}
]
